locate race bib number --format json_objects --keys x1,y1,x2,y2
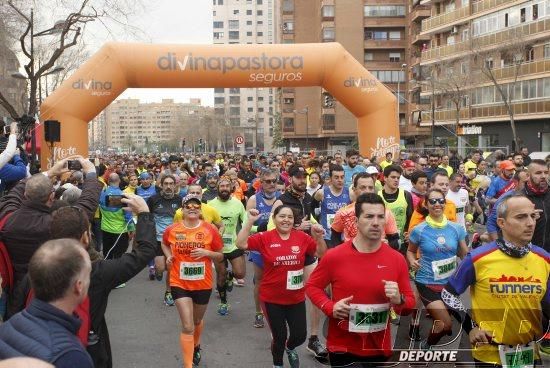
[
  {"x1": 327, "y1": 214, "x2": 336, "y2": 227},
  {"x1": 179, "y1": 261, "x2": 205, "y2": 281},
  {"x1": 498, "y1": 342, "x2": 534, "y2": 368},
  {"x1": 222, "y1": 234, "x2": 233, "y2": 249},
  {"x1": 286, "y1": 269, "x2": 304, "y2": 290},
  {"x1": 348, "y1": 303, "x2": 389, "y2": 333},
  {"x1": 431, "y1": 256, "x2": 457, "y2": 281}
]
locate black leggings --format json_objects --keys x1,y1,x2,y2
[
  {"x1": 102, "y1": 231, "x2": 129, "y2": 260},
  {"x1": 262, "y1": 301, "x2": 307, "y2": 366}
]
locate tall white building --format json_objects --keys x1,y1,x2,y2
[{"x1": 212, "y1": 0, "x2": 278, "y2": 152}]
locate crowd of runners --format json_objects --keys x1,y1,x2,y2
[{"x1": 0, "y1": 138, "x2": 548, "y2": 368}]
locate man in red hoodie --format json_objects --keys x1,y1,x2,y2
[{"x1": 306, "y1": 193, "x2": 415, "y2": 367}]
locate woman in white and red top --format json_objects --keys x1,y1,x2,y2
[{"x1": 237, "y1": 205, "x2": 327, "y2": 368}]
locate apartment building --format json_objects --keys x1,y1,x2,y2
[
  {"x1": 212, "y1": 0, "x2": 278, "y2": 152},
  {"x1": 418, "y1": 0, "x2": 550, "y2": 152},
  {"x1": 105, "y1": 98, "x2": 213, "y2": 151},
  {"x1": 88, "y1": 111, "x2": 107, "y2": 151},
  {"x1": 279, "y1": 0, "x2": 409, "y2": 152}
]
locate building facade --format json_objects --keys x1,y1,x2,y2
[
  {"x1": 418, "y1": 0, "x2": 550, "y2": 152},
  {"x1": 88, "y1": 111, "x2": 107, "y2": 151},
  {"x1": 279, "y1": 0, "x2": 411, "y2": 152},
  {"x1": 105, "y1": 98, "x2": 214, "y2": 152},
  {"x1": 212, "y1": 0, "x2": 278, "y2": 152}
]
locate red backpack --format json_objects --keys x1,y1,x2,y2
[{"x1": 0, "y1": 212, "x2": 14, "y2": 291}]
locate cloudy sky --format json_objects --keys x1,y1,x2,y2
[{"x1": 88, "y1": 0, "x2": 214, "y2": 105}]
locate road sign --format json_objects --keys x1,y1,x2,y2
[{"x1": 235, "y1": 135, "x2": 244, "y2": 145}]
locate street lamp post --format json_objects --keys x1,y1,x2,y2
[
  {"x1": 397, "y1": 63, "x2": 407, "y2": 127},
  {"x1": 293, "y1": 107, "x2": 309, "y2": 152}
]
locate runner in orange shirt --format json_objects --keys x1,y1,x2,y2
[{"x1": 162, "y1": 194, "x2": 223, "y2": 368}]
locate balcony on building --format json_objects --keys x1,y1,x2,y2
[
  {"x1": 411, "y1": 4, "x2": 432, "y2": 22},
  {"x1": 421, "y1": 4, "x2": 471, "y2": 35}
]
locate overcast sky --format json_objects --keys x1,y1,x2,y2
[{"x1": 90, "y1": 0, "x2": 214, "y2": 106}]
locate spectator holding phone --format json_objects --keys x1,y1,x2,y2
[{"x1": 0, "y1": 122, "x2": 27, "y2": 193}]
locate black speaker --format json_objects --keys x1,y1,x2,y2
[{"x1": 44, "y1": 120, "x2": 60, "y2": 143}]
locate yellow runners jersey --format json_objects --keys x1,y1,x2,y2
[{"x1": 447, "y1": 242, "x2": 550, "y2": 365}]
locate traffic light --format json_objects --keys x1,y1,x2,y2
[{"x1": 323, "y1": 94, "x2": 334, "y2": 108}]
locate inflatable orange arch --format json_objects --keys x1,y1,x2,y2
[{"x1": 40, "y1": 42, "x2": 399, "y2": 168}]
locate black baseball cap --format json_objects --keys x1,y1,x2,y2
[{"x1": 288, "y1": 164, "x2": 307, "y2": 177}]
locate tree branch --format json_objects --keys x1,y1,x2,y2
[{"x1": 0, "y1": 90, "x2": 21, "y2": 120}]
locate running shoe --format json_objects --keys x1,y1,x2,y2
[
  {"x1": 235, "y1": 278, "x2": 245, "y2": 287},
  {"x1": 148, "y1": 266, "x2": 155, "y2": 280},
  {"x1": 539, "y1": 338, "x2": 550, "y2": 356},
  {"x1": 193, "y1": 345, "x2": 202, "y2": 365},
  {"x1": 286, "y1": 348, "x2": 300, "y2": 368},
  {"x1": 307, "y1": 336, "x2": 328, "y2": 358},
  {"x1": 408, "y1": 324, "x2": 421, "y2": 341},
  {"x1": 164, "y1": 291, "x2": 175, "y2": 306},
  {"x1": 155, "y1": 270, "x2": 163, "y2": 281},
  {"x1": 225, "y1": 271, "x2": 234, "y2": 292},
  {"x1": 254, "y1": 313, "x2": 265, "y2": 328},
  {"x1": 390, "y1": 308, "x2": 400, "y2": 325},
  {"x1": 217, "y1": 303, "x2": 229, "y2": 316},
  {"x1": 114, "y1": 283, "x2": 126, "y2": 289}
]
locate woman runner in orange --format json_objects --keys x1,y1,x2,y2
[{"x1": 162, "y1": 195, "x2": 224, "y2": 368}]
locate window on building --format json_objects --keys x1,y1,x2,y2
[
  {"x1": 228, "y1": 20, "x2": 239, "y2": 29},
  {"x1": 520, "y1": 8, "x2": 526, "y2": 23},
  {"x1": 389, "y1": 31, "x2": 401, "y2": 40},
  {"x1": 257, "y1": 0, "x2": 263, "y2": 4},
  {"x1": 364, "y1": 52, "x2": 374, "y2": 61},
  {"x1": 247, "y1": 97, "x2": 253, "y2": 101},
  {"x1": 233, "y1": 9, "x2": 239, "y2": 15},
  {"x1": 283, "y1": 118, "x2": 294, "y2": 133},
  {"x1": 214, "y1": 88, "x2": 225, "y2": 93},
  {"x1": 485, "y1": 58, "x2": 493, "y2": 69},
  {"x1": 230, "y1": 107, "x2": 240, "y2": 115},
  {"x1": 229, "y1": 96, "x2": 240, "y2": 104},
  {"x1": 229, "y1": 88, "x2": 240, "y2": 93},
  {"x1": 258, "y1": 31, "x2": 263, "y2": 36},
  {"x1": 213, "y1": 32, "x2": 224, "y2": 39},
  {"x1": 247, "y1": 20, "x2": 252, "y2": 25},
  {"x1": 322, "y1": 114, "x2": 336, "y2": 130},
  {"x1": 257, "y1": 10, "x2": 263, "y2": 16},
  {"x1": 247, "y1": 31, "x2": 252, "y2": 36},
  {"x1": 283, "y1": 21, "x2": 294, "y2": 33},
  {"x1": 544, "y1": 44, "x2": 550, "y2": 59},
  {"x1": 364, "y1": 5, "x2": 405, "y2": 17},
  {"x1": 247, "y1": 10, "x2": 252, "y2": 15},
  {"x1": 257, "y1": 20, "x2": 263, "y2": 25},
  {"x1": 229, "y1": 31, "x2": 239, "y2": 39},
  {"x1": 323, "y1": 27, "x2": 335, "y2": 41},
  {"x1": 461, "y1": 62, "x2": 468, "y2": 74},
  {"x1": 526, "y1": 47, "x2": 534, "y2": 61},
  {"x1": 258, "y1": 97, "x2": 264, "y2": 101},
  {"x1": 389, "y1": 52, "x2": 401, "y2": 62},
  {"x1": 213, "y1": 21, "x2": 224, "y2": 28},
  {"x1": 283, "y1": 0, "x2": 294, "y2": 12},
  {"x1": 258, "y1": 107, "x2": 264, "y2": 112},
  {"x1": 214, "y1": 97, "x2": 225, "y2": 104},
  {"x1": 248, "y1": 107, "x2": 254, "y2": 112},
  {"x1": 322, "y1": 5, "x2": 335, "y2": 18}
]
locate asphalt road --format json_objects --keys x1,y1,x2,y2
[{"x1": 106, "y1": 260, "x2": 477, "y2": 368}]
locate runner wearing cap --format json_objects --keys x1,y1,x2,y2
[
  {"x1": 486, "y1": 160, "x2": 516, "y2": 207},
  {"x1": 173, "y1": 184, "x2": 224, "y2": 232},
  {"x1": 208, "y1": 176, "x2": 248, "y2": 316},
  {"x1": 399, "y1": 160, "x2": 416, "y2": 192},
  {"x1": 237, "y1": 206, "x2": 327, "y2": 368},
  {"x1": 136, "y1": 172, "x2": 157, "y2": 201},
  {"x1": 306, "y1": 193, "x2": 415, "y2": 367},
  {"x1": 162, "y1": 194, "x2": 223, "y2": 368}
]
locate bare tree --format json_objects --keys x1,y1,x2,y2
[
  {"x1": 471, "y1": 28, "x2": 530, "y2": 150},
  {"x1": 0, "y1": 0, "x2": 147, "y2": 119},
  {"x1": 433, "y1": 60, "x2": 471, "y2": 140}
]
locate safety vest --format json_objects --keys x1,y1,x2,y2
[{"x1": 378, "y1": 189, "x2": 408, "y2": 236}]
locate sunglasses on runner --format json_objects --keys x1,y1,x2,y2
[
  {"x1": 427, "y1": 198, "x2": 446, "y2": 205},
  {"x1": 183, "y1": 203, "x2": 201, "y2": 210},
  {"x1": 262, "y1": 179, "x2": 277, "y2": 184}
]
